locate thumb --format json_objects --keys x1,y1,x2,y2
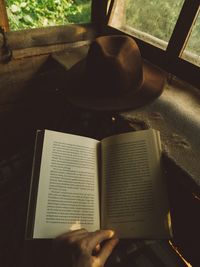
[{"x1": 97, "y1": 238, "x2": 119, "y2": 266}]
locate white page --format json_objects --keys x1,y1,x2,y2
[
  {"x1": 33, "y1": 130, "x2": 100, "y2": 238},
  {"x1": 101, "y1": 129, "x2": 171, "y2": 239}
]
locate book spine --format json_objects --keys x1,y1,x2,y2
[{"x1": 25, "y1": 130, "x2": 44, "y2": 239}]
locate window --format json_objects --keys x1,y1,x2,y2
[
  {"x1": 107, "y1": 0, "x2": 200, "y2": 88},
  {"x1": 0, "y1": 0, "x2": 199, "y2": 88},
  {"x1": 4, "y1": 0, "x2": 92, "y2": 31},
  {"x1": 181, "y1": 8, "x2": 200, "y2": 67},
  {"x1": 109, "y1": 0, "x2": 185, "y2": 50}
]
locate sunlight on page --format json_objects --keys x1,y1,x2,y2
[
  {"x1": 69, "y1": 220, "x2": 82, "y2": 231},
  {"x1": 32, "y1": 130, "x2": 100, "y2": 238},
  {"x1": 165, "y1": 212, "x2": 173, "y2": 237}
]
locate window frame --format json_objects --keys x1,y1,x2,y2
[
  {"x1": 0, "y1": 0, "x2": 9, "y2": 32},
  {"x1": 0, "y1": 0, "x2": 199, "y2": 88},
  {"x1": 104, "y1": 0, "x2": 200, "y2": 89}
]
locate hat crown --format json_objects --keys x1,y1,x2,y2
[
  {"x1": 86, "y1": 35, "x2": 143, "y2": 97},
  {"x1": 67, "y1": 35, "x2": 165, "y2": 111}
]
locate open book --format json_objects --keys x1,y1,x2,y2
[{"x1": 26, "y1": 129, "x2": 172, "y2": 239}]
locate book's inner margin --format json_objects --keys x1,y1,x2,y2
[{"x1": 33, "y1": 130, "x2": 100, "y2": 238}]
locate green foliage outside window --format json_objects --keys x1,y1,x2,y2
[
  {"x1": 5, "y1": 0, "x2": 200, "y2": 57},
  {"x1": 6, "y1": 0, "x2": 91, "y2": 30},
  {"x1": 184, "y1": 12, "x2": 200, "y2": 56},
  {"x1": 126, "y1": 0, "x2": 200, "y2": 55},
  {"x1": 126, "y1": 0, "x2": 184, "y2": 42}
]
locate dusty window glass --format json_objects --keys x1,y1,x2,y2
[
  {"x1": 109, "y1": 0, "x2": 184, "y2": 50},
  {"x1": 6, "y1": 0, "x2": 91, "y2": 31},
  {"x1": 181, "y1": 9, "x2": 200, "y2": 67}
]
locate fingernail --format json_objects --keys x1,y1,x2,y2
[{"x1": 108, "y1": 230, "x2": 115, "y2": 238}]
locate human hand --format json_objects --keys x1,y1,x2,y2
[{"x1": 51, "y1": 228, "x2": 119, "y2": 267}]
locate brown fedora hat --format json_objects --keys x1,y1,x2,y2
[{"x1": 66, "y1": 35, "x2": 166, "y2": 111}]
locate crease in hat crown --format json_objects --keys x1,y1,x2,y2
[{"x1": 86, "y1": 35, "x2": 143, "y2": 96}]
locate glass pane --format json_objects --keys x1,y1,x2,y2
[
  {"x1": 181, "y1": 9, "x2": 200, "y2": 67},
  {"x1": 6, "y1": 0, "x2": 91, "y2": 31},
  {"x1": 109, "y1": 0, "x2": 184, "y2": 50}
]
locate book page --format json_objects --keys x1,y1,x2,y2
[
  {"x1": 33, "y1": 130, "x2": 100, "y2": 238},
  {"x1": 101, "y1": 129, "x2": 171, "y2": 239}
]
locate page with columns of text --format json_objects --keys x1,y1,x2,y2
[
  {"x1": 33, "y1": 130, "x2": 100, "y2": 238},
  {"x1": 101, "y1": 129, "x2": 171, "y2": 239}
]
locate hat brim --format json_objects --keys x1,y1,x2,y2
[{"x1": 65, "y1": 58, "x2": 166, "y2": 111}]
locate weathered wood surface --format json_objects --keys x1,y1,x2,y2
[
  {"x1": 0, "y1": 43, "x2": 89, "y2": 105},
  {"x1": 108, "y1": 0, "x2": 125, "y2": 28},
  {"x1": 0, "y1": 0, "x2": 9, "y2": 32},
  {"x1": 2, "y1": 24, "x2": 96, "y2": 50},
  {"x1": 0, "y1": 44, "x2": 90, "y2": 159},
  {"x1": 12, "y1": 40, "x2": 90, "y2": 60},
  {"x1": 0, "y1": 55, "x2": 48, "y2": 105},
  {"x1": 0, "y1": 55, "x2": 69, "y2": 158}
]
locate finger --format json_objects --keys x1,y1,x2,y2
[
  {"x1": 66, "y1": 228, "x2": 88, "y2": 237},
  {"x1": 86, "y1": 230, "x2": 115, "y2": 251},
  {"x1": 69, "y1": 232, "x2": 90, "y2": 243},
  {"x1": 97, "y1": 238, "x2": 119, "y2": 265},
  {"x1": 56, "y1": 228, "x2": 88, "y2": 241}
]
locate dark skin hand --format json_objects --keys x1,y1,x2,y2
[{"x1": 51, "y1": 229, "x2": 119, "y2": 267}]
